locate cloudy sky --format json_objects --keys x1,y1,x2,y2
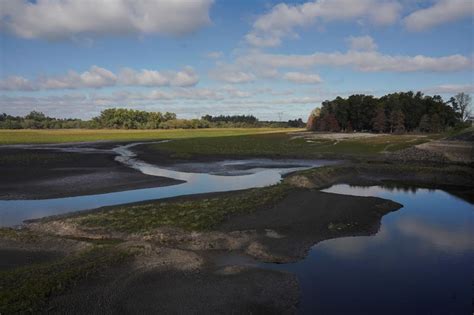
[{"x1": 0, "y1": 0, "x2": 472, "y2": 120}]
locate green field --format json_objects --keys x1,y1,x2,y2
[
  {"x1": 0, "y1": 128, "x2": 300, "y2": 145},
  {"x1": 150, "y1": 132, "x2": 440, "y2": 159}
]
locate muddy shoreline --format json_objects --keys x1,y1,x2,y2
[{"x1": 0, "y1": 145, "x2": 183, "y2": 200}]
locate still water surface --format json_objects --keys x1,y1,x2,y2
[{"x1": 264, "y1": 185, "x2": 474, "y2": 314}]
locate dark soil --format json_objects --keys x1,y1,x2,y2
[
  {"x1": 46, "y1": 263, "x2": 298, "y2": 314},
  {"x1": 218, "y1": 189, "x2": 401, "y2": 261},
  {"x1": 0, "y1": 147, "x2": 182, "y2": 200},
  {"x1": 0, "y1": 249, "x2": 63, "y2": 271}
]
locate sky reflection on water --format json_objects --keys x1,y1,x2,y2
[{"x1": 264, "y1": 185, "x2": 474, "y2": 314}]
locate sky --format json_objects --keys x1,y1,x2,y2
[{"x1": 0, "y1": 0, "x2": 473, "y2": 121}]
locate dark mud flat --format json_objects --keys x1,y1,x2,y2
[
  {"x1": 0, "y1": 147, "x2": 182, "y2": 200},
  {"x1": 47, "y1": 263, "x2": 298, "y2": 314},
  {"x1": 1, "y1": 186, "x2": 401, "y2": 314},
  {"x1": 0, "y1": 249, "x2": 62, "y2": 271},
  {"x1": 217, "y1": 190, "x2": 401, "y2": 261}
]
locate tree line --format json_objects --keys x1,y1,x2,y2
[
  {"x1": 307, "y1": 92, "x2": 471, "y2": 133},
  {"x1": 0, "y1": 108, "x2": 304, "y2": 129}
]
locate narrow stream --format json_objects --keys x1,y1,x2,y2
[
  {"x1": 0, "y1": 142, "x2": 334, "y2": 226},
  {"x1": 263, "y1": 184, "x2": 474, "y2": 314}
]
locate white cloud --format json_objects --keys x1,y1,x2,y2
[
  {"x1": 238, "y1": 50, "x2": 472, "y2": 72},
  {"x1": 0, "y1": 76, "x2": 36, "y2": 91},
  {"x1": 283, "y1": 72, "x2": 323, "y2": 84},
  {"x1": 246, "y1": 0, "x2": 401, "y2": 47},
  {"x1": 404, "y1": 0, "x2": 474, "y2": 31},
  {"x1": 346, "y1": 35, "x2": 378, "y2": 51},
  {"x1": 0, "y1": 66, "x2": 199, "y2": 91},
  {"x1": 209, "y1": 64, "x2": 256, "y2": 83},
  {"x1": 119, "y1": 67, "x2": 199, "y2": 87},
  {"x1": 40, "y1": 66, "x2": 117, "y2": 90},
  {"x1": 422, "y1": 83, "x2": 474, "y2": 94},
  {"x1": 1, "y1": 0, "x2": 213, "y2": 40}
]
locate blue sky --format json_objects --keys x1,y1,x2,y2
[{"x1": 0, "y1": 0, "x2": 472, "y2": 120}]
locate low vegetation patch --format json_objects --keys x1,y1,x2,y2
[
  {"x1": 71, "y1": 184, "x2": 293, "y2": 233},
  {"x1": 149, "y1": 132, "x2": 438, "y2": 159},
  {"x1": 0, "y1": 228, "x2": 41, "y2": 243},
  {"x1": 0, "y1": 246, "x2": 130, "y2": 314}
]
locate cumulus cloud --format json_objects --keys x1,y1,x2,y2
[
  {"x1": 246, "y1": 0, "x2": 401, "y2": 47},
  {"x1": 40, "y1": 66, "x2": 117, "y2": 90},
  {"x1": 0, "y1": 0, "x2": 213, "y2": 40},
  {"x1": 238, "y1": 50, "x2": 472, "y2": 72},
  {"x1": 0, "y1": 66, "x2": 199, "y2": 91},
  {"x1": 346, "y1": 35, "x2": 378, "y2": 51},
  {"x1": 209, "y1": 64, "x2": 256, "y2": 84},
  {"x1": 404, "y1": 0, "x2": 473, "y2": 31},
  {"x1": 0, "y1": 76, "x2": 36, "y2": 91},
  {"x1": 283, "y1": 72, "x2": 323, "y2": 84},
  {"x1": 119, "y1": 67, "x2": 199, "y2": 87}
]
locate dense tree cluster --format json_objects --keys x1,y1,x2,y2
[
  {"x1": 0, "y1": 109, "x2": 304, "y2": 129},
  {"x1": 307, "y1": 92, "x2": 470, "y2": 133},
  {"x1": 201, "y1": 115, "x2": 258, "y2": 125},
  {"x1": 92, "y1": 108, "x2": 180, "y2": 129},
  {"x1": 0, "y1": 111, "x2": 88, "y2": 129}
]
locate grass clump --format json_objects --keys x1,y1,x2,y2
[
  {"x1": 0, "y1": 246, "x2": 130, "y2": 314},
  {"x1": 74, "y1": 184, "x2": 292, "y2": 233}
]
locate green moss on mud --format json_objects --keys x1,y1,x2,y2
[{"x1": 72, "y1": 184, "x2": 293, "y2": 233}]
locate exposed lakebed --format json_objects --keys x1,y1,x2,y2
[
  {"x1": 0, "y1": 142, "x2": 335, "y2": 226},
  {"x1": 1, "y1": 141, "x2": 473, "y2": 314}
]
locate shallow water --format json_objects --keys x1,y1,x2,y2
[
  {"x1": 264, "y1": 184, "x2": 474, "y2": 314},
  {"x1": 0, "y1": 142, "x2": 334, "y2": 226}
]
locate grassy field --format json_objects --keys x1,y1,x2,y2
[
  {"x1": 0, "y1": 128, "x2": 299, "y2": 145},
  {"x1": 150, "y1": 132, "x2": 440, "y2": 159}
]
